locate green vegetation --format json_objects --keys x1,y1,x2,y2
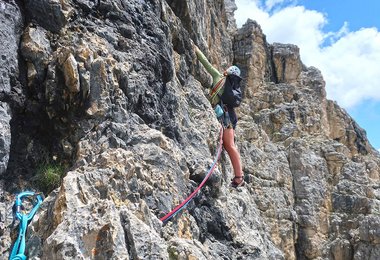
[{"x1": 35, "y1": 163, "x2": 66, "y2": 194}]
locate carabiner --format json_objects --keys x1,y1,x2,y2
[{"x1": 10, "y1": 191, "x2": 43, "y2": 260}]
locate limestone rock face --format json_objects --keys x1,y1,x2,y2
[
  {"x1": 0, "y1": 0, "x2": 21, "y2": 177},
  {"x1": 326, "y1": 100, "x2": 372, "y2": 155},
  {"x1": 234, "y1": 21, "x2": 379, "y2": 260},
  {"x1": 24, "y1": 0, "x2": 71, "y2": 33},
  {"x1": 0, "y1": 0, "x2": 23, "y2": 254},
  {"x1": 272, "y1": 43, "x2": 303, "y2": 84},
  {"x1": 21, "y1": 25, "x2": 52, "y2": 84},
  {"x1": 0, "y1": 0, "x2": 22, "y2": 93},
  {"x1": 1, "y1": 0, "x2": 379, "y2": 260}
]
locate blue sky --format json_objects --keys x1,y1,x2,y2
[
  {"x1": 298, "y1": 0, "x2": 379, "y2": 32},
  {"x1": 235, "y1": 0, "x2": 380, "y2": 151}
]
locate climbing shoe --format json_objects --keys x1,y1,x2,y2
[{"x1": 230, "y1": 175, "x2": 245, "y2": 188}]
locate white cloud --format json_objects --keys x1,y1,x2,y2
[
  {"x1": 319, "y1": 28, "x2": 380, "y2": 107},
  {"x1": 235, "y1": 0, "x2": 270, "y2": 26},
  {"x1": 264, "y1": 0, "x2": 292, "y2": 10},
  {"x1": 235, "y1": 0, "x2": 380, "y2": 109}
]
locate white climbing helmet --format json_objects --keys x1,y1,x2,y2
[{"x1": 226, "y1": 65, "x2": 241, "y2": 77}]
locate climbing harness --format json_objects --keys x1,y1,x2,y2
[
  {"x1": 9, "y1": 191, "x2": 43, "y2": 260},
  {"x1": 160, "y1": 125, "x2": 224, "y2": 223}
]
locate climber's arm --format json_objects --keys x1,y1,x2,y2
[{"x1": 195, "y1": 47, "x2": 223, "y2": 85}]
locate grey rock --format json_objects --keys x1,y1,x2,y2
[
  {"x1": 0, "y1": 102, "x2": 11, "y2": 175},
  {"x1": 0, "y1": 0, "x2": 22, "y2": 93},
  {"x1": 0, "y1": 0, "x2": 21, "y2": 182},
  {"x1": 24, "y1": 0, "x2": 71, "y2": 33},
  {"x1": 1, "y1": 1, "x2": 379, "y2": 260},
  {"x1": 21, "y1": 25, "x2": 52, "y2": 83},
  {"x1": 224, "y1": 0, "x2": 238, "y2": 34},
  {"x1": 0, "y1": 179, "x2": 13, "y2": 256},
  {"x1": 122, "y1": 208, "x2": 168, "y2": 259},
  {"x1": 75, "y1": 0, "x2": 97, "y2": 12}
]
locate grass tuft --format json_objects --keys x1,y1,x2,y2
[{"x1": 35, "y1": 163, "x2": 65, "y2": 194}]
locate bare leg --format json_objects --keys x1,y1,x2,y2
[{"x1": 223, "y1": 128, "x2": 243, "y2": 182}]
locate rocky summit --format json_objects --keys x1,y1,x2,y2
[{"x1": 1, "y1": 0, "x2": 379, "y2": 259}]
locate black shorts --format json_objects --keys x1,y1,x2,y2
[{"x1": 222, "y1": 106, "x2": 237, "y2": 129}]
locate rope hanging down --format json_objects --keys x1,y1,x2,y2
[
  {"x1": 10, "y1": 191, "x2": 43, "y2": 260},
  {"x1": 160, "y1": 125, "x2": 224, "y2": 223}
]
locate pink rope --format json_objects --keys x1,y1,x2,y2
[{"x1": 160, "y1": 125, "x2": 224, "y2": 223}]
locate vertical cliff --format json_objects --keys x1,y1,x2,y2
[
  {"x1": 1, "y1": 0, "x2": 379, "y2": 259},
  {"x1": 233, "y1": 20, "x2": 379, "y2": 260}
]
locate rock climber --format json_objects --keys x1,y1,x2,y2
[{"x1": 193, "y1": 44, "x2": 245, "y2": 188}]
